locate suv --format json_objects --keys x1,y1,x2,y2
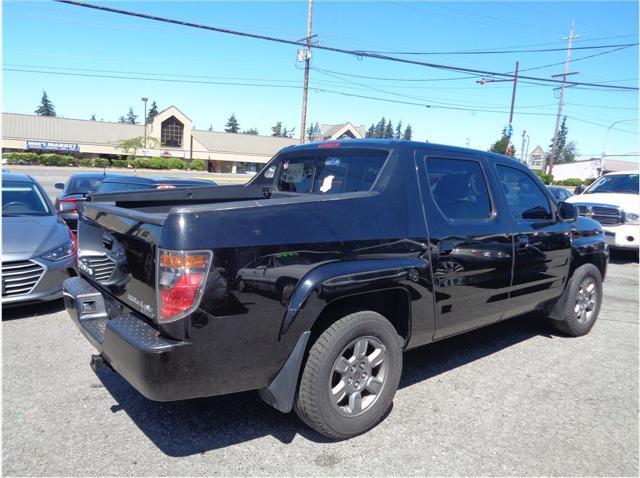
[
  {"x1": 63, "y1": 140, "x2": 608, "y2": 439},
  {"x1": 568, "y1": 170, "x2": 639, "y2": 249}
]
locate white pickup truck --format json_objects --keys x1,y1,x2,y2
[{"x1": 567, "y1": 170, "x2": 639, "y2": 249}]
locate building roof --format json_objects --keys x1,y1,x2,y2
[
  {"x1": 319, "y1": 123, "x2": 366, "y2": 138},
  {"x1": 191, "y1": 130, "x2": 297, "y2": 156},
  {"x1": 3, "y1": 113, "x2": 144, "y2": 145}
]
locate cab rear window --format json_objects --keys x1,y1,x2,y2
[{"x1": 276, "y1": 150, "x2": 387, "y2": 194}]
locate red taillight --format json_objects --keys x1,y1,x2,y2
[
  {"x1": 157, "y1": 249, "x2": 211, "y2": 323},
  {"x1": 318, "y1": 142, "x2": 342, "y2": 149},
  {"x1": 58, "y1": 197, "x2": 78, "y2": 213}
]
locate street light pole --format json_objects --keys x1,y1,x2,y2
[
  {"x1": 601, "y1": 119, "x2": 637, "y2": 176},
  {"x1": 141, "y1": 97, "x2": 148, "y2": 149}
]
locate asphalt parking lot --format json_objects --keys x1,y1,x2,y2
[{"x1": 2, "y1": 251, "x2": 638, "y2": 476}]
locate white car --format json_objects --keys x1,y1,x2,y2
[{"x1": 567, "y1": 170, "x2": 639, "y2": 249}]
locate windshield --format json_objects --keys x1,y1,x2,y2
[
  {"x1": 66, "y1": 175, "x2": 104, "y2": 194},
  {"x1": 585, "y1": 173, "x2": 639, "y2": 195},
  {"x1": 2, "y1": 180, "x2": 51, "y2": 216},
  {"x1": 275, "y1": 150, "x2": 388, "y2": 194}
]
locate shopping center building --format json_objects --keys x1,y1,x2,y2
[{"x1": 2, "y1": 106, "x2": 364, "y2": 173}]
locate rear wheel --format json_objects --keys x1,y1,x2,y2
[
  {"x1": 294, "y1": 311, "x2": 402, "y2": 440},
  {"x1": 551, "y1": 264, "x2": 603, "y2": 336}
]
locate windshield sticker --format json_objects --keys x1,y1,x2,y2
[
  {"x1": 320, "y1": 175, "x2": 335, "y2": 193},
  {"x1": 325, "y1": 157, "x2": 341, "y2": 166}
]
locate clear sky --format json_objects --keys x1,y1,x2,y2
[{"x1": 3, "y1": 0, "x2": 639, "y2": 160}]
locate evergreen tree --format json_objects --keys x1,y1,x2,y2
[
  {"x1": 271, "y1": 121, "x2": 283, "y2": 137},
  {"x1": 208, "y1": 124, "x2": 213, "y2": 132},
  {"x1": 384, "y1": 120, "x2": 394, "y2": 139},
  {"x1": 35, "y1": 91, "x2": 56, "y2": 116},
  {"x1": 243, "y1": 127, "x2": 259, "y2": 135},
  {"x1": 395, "y1": 121, "x2": 402, "y2": 140},
  {"x1": 125, "y1": 107, "x2": 138, "y2": 124},
  {"x1": 547, "y1": 117, "x2": 575, "y2": 164},
  {"x1": 90, "y1": 114, "x2": 96, "y2": 121},
  {"x1": 146, "y1": 101, "x2": 159, "y2": 124},
  {"x1": 118, "y1": 116, "x2": 127, "y2": 123},
  {"x1": 365, "y1": 123, "x2": 375, "y2": 138},
  {"x1": 403, "y1": 124, "x2": 413, "y2": 140},
  {"x1": 224, "y1": 113, "x2": 240, "y2": 133},
  {"x1": 489, "y1": 128, "x2": 516, "y2": 156},
  {"x1": 374, "y1": 117, "x2": 386, "y2": 138},
  {"x1": 306, "y1": 122, "x2": 320, "y2": 141}
]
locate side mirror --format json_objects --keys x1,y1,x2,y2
[
  {"x1": 574, "y1": 185, "x2": 585, "y2": 195},
  {"x1": 54, "y1": 182, "x2": 65, "y2": 190},
  {"x1": 557, "y1": 201, "x2": 578, "y2": 223}
]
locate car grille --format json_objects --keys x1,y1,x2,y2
[
  {"x1": 2, "y1": 261, "x2": 45, "y2": 298},
  {"x1": 576, "y1": 204, "x2": 623, "y2": 225},
  {"x1": 80, "y1": 255, "x2": 116, "y2": 283}
]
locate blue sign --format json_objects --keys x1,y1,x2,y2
[
  {"x1": 26, "y1": 141, "x2": 80, "y2": 152},
  {"x1": 506, "y1": 125, "x2": 513, "y2": 138}
]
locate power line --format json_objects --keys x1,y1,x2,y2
[
  {"x1": 5, "y1": 66, "x2": 637, "y2": 135},
  {"x1": 53, "y1": 0, "x2": 639, "y2": 91},
  {"x1": 356, "y1": 43, "x2": 639, "y2": 56}
]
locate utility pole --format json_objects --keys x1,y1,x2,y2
[
  {"x1": 141, "y1": 97, "x2": 148, "y2": 149},
  {"x1": 520, "y1": 130, "x2": 527, "y2": 164},
  {"x1": 548, "y1": 21, "x2": 579, "y2": 175},
  {"x1": 298, "y1": 0, "x2": 313, "y2": 144},
  {"x1": 477, "y1": 61, "x2": 519, "y2": 157}
]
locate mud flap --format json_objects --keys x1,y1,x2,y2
[{"x1": 258, "y1": 331, "x2": 311, "y2": 413}]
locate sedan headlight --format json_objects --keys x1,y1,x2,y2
[
  {"x1": 625, "y1": 212, "x2": 640, "y2": 225},
  {"x1": 41, "y1": 240, "x2": 76, "y2": 261}
]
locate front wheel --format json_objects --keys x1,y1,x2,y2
[
  {"x1": 551, "y1": 263, "x2": 603, "y2": 336},
  {"x1": 294, "y1": 311, "x2": 402, "y2": 440}
]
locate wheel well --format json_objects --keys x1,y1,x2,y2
[{"x1": 309, "y1": 288, "x2": 411, "y2": 347}]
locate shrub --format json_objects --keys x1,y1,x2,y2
[
  {"x1": 583, "y1": 177, "x2": 596, "y2": 185},
  {"x1": 4, "y1": 152, "x2": 40, "y2": 164},
  {"x1": 148, "y1": 157, "x2": 170, "y2": 169},
  {"x1": 94, "y1": 158, "x2": 109, "y2": 168},
  {"x1": 77, "y1": 158, "x2": 93, "y2": 167},
  {"x1": 167, "y1": 158, "x2": 185, "y2": 170},
  {"x1": 533, "y1": 169, "x2": 554, "y2": 185},
  {"x1": 111, "y1": 159, "x2": 128, "y2": 168},
  {"x1": 189, "y1": 160, "x2": 205, "y2": 171},
  {"x1": 553, "y1": 178, "x2": 583, "y2": 186}
]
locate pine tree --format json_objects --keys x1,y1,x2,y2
[
  {"x1": 90, "y1": 114, "x2": 96, "y2": 121},
  {"x1": 365, "y1": 124, "x2": 375, "y2": 138},
  {"x1": 548, "y1": 117, "x2": 574, "y2": 164},
  {"x1": 403, "y1": 124, "x2": 413, "y2": 140},
  {"x1": 208, "y1": 124, "x2": 213, "y2": 132},
  {"x1": 118, "y1": 116, "x2": 127, "y2": 123},
  {"x1": 395, "y1": 121, "x2": 402, "y2": 140},
  {"x1": 271, "y1": 121, "x2": 283, "y2": 137},
  {"x1": 489, "y1": 128, "x2": 516, "y2": 156},
  {"x1": 374, "y1": 117, "x2": 386, "y2": 138},
  {"x1": 35, "y1": 91, "x2": 56, "y2": 116},
  {"x1": 243, "y1": 128, "x2": 259, "y2": 135},
  {"x1": 146, "y1": 101, "x2": 159, "y2": 124},
  {"x1": 384, "y1": 120, "x2": 394, "y2": 139},
  {"x1": 306, "y1": 122, "x2": 320, "y2": 141},
  {"x1": 225, "y1": 113, "x2": 240, "y2": 133},
  {"x1": 125, "y1": 107, "x2": 137, "y2": 124}
]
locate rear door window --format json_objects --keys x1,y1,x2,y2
[
  {"x1": 276, "y1": 150, "x2": 388, "y2": 194},
  {"x1": 424, "y1": 157, "x2": 492, "y2": 220}
]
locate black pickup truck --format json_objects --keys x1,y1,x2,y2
[{"x1": 63, "y1": 139, "x2": 608, "y2": 439}]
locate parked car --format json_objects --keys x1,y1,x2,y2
[
  {"x1": 95, "y1": 175, "x2": 216, "y2": 193},
  {"x1": 63, "y1": 140, "x2": 608, "y2": 439},
  {"x1": 55, "y1": 172, "x2": 113, "y2": 231},
  {"x1": 547, "y1": 185, "x2": 574, "y2": 202},
  {"x1": 2, "y1": 172, "x2": 77, "y2": 306},
  {"x1": 567, "y1": 170, "x2": 639, "y2": 249}
]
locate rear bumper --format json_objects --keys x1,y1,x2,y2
[
  {"x1": 602, "y1": 224, "x2": 639, "y2": 249},
  {"x1": 63, "y1": 276, "x2": 192, "y2": 401}
]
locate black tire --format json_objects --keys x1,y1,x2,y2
[
  {"x1": 294, "y1": 311, "x2": 402, "y2": 440},
  {"x1": 551, "y1": 263, "x2": 603, "y2": 337}
]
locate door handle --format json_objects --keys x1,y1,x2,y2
[{"x1": 516, "y1": 235, "x2": 529, "y2": 253}]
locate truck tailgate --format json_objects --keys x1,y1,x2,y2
[{"x1": 77, "y1": 202, "x2": 165, "y2": 321}]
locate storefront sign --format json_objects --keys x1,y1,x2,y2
[{"x1": 26, "y1": 141, "x2": 80, "y2": 152}]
